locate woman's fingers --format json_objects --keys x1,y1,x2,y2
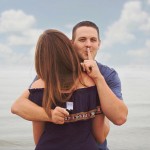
[{"x1": 51, "y1": 107, "x2": 69, "y2": 124}]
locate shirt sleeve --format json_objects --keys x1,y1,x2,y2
[
  {"x1": 106, "y1": 69, "x2": 123, "y2": 100},
  {"x1": 97, "y1": 63, "x2": 123, "y2": 100}
]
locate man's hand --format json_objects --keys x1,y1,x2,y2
[
  {"x1": 81, "y1": 48, "x2": 102, "y2": 81},
  {"x1": 51, "y1": 107, "x2": 69, "y2": 124}
]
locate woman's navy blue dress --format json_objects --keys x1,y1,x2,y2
[{"x1": 29, "y1": 86, "x2": 101, "y2": 150}]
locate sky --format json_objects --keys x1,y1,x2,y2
[{"x1": 0, "y1": 0, "x2": 150, "y2": 69}]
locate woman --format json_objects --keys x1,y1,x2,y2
[{"x1": 28, "y1": 29, "x2": 108, "y2": 150}]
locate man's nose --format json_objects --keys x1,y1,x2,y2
[{"x1": 85, "y1": 40, "x2": 92, "y2": 47}]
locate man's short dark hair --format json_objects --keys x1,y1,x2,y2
[{"x1": 72, "y1": 21, "x2": 100, "y2": 40}]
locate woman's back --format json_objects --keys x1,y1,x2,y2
[{"x1": 29, "y1": 73, "x2": 100, "y2": 150}]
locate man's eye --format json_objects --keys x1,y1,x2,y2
[
  {"x1": 91, "y1": 39, "x2": 97, "y2": 42},
  {"x1": 79, "y1": 39, "x2": 85, "y2": 42}
]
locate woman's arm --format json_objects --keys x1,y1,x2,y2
[
  {"x1": 92, "y1": 114, "x2": 110, "y2": 144},
  {"x1": 32, "y1": 121, "x2": 45, "y2": 145}
]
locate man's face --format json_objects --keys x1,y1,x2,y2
[{"x1": 72, "y1": 26, "x2": 100, "y2": 61}]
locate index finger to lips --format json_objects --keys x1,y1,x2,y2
[{"x1": 87, "y1": 48, "x2": 93, "y2": 60}]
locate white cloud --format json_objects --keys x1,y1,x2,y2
[
  {"x1": 102, "y1": 1, "x2": 150, "y2": 49},
  {"x1": 0, "y1": 43, "x2": 12, "y2": 56},
  {"x1": 121, "y1": 1, "x2": 148, "y2": 28},
  {"x1": 127, "y1": 39, "x2": 150, "y2": 57},
  {"x1": 102, "y1": 22, "x2": 135, "y2": 48},
  {"x1": 0, "y1": 9, "x2": 43, "y2": 66},
  {"x1": 148, "y1": 0, "x2": 150, "y2": 5},
  {"x1": 0, "y1": 9, "x2": 36, "y2": 33},
  {"x1": 0, "y1": 43, "x2": 32, "y2": 65},
  {"x1": 8, "y1": 29, "x2": 43, "y2": 46},
  {"x1": 145, "y1": 39, "x2": 150, "y2": 47},
  {"x1": 127, "y1": 48, "x2": 149, "y2": 57},
  {"x1": 96, "y1": 51, "x2": 111, "y2": 63},
  {"x1": 140, "y1": 18, "x2": 150, "y2": 32}
]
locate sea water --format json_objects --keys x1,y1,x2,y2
[{"x1": 0, "y1": 66, "x2": 150, "y2": 150}]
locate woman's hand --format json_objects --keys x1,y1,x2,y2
[{"x1": 51, "y1": 107, "x2": 69, "y2": 124}]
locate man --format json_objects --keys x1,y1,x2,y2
[
  {"x1": 72, "y1": 21, "x2": 127, "y2": 125},
  {"x1": 11, "y1": 21, "x2": 128, "y2": 150}
]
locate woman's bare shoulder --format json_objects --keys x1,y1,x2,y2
[{"x1": 30, "y1": 79, "x2": 44, "y2": 89}]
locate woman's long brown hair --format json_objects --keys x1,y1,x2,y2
[{"x1": 35, "y1": 29, "x2": 82, "y2": 117}]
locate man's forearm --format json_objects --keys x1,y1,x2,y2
[
  {"x1": 94, "y1": 76, "x2": 128, "y2": 125},
  {"x1": 92, "y1": 115, "x2": 110, "y2": 144},
  {"x1": 11, "y1": 96, "x2": 50, "y2": 122}
]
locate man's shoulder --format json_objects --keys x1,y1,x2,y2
[
  {"x1": 97, "y1": 62, "x2": 122, "y2": 99},
  {"x1": 96, "y1": 62, "x2": 117, "y2": 78}
]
